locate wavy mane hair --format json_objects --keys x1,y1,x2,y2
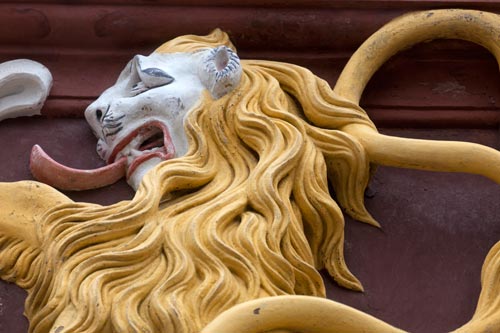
[{"x1": 7, "y1": 30, "x2": 380, "y2": 333}]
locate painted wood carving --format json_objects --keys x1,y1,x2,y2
[{"x1": 0, "y1": 8, "x2": 499, "y2": 333}]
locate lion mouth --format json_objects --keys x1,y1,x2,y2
[
  {"x1": 108, "y1": 121, "x2": 175, "y2": 178},
  {"x1": 29, "y1": 121, "x2": 175, "y2": 191}
]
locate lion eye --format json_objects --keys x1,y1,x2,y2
[
  {"x1": 129, "y1": 67, "x2": 174, "y2": 96},
  {"x1": 141, "y1": 68, "x2": 174, "y2": 83},
  {"x1": 139, "y1": 67, "x2": 174, "y2": 88}
]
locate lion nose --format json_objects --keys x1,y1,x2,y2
[
  {"x1": 85, "y1": 103, "x2": 107, "y2": 135},
  {"x1": 95, "y1": 109, "x2": 103, "y2": 121}
]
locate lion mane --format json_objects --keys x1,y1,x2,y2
[{"x1": 1, "y1": 30, "x2": 379, "y2": 333}]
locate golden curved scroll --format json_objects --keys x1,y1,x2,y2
[
  {"x1": 336, "y1": 9, "x2": 500, "y2": 184},
  {"x1": 201, "y1": 295, "x2": 405, "y2": 333}
]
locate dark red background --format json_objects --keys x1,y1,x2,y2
[{"x1": 0, "y1": 1, "x2": 499, "y2": 332}]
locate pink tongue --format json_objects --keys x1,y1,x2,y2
[{"x1": 30, "y1": 145, "x2": 127, "y2": 191}]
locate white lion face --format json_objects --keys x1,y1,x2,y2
[{"x1": 84, "y1": 47, "x2": 242, "y2": 189}]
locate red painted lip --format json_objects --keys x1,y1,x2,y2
[{"x1": 107, "y1": 121, "x2": 175, "y2": 179}]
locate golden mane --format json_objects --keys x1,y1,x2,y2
[{"x1": 5, "y1": 30, "x2": 381, "y2": 333}]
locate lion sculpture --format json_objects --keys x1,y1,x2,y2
[{"x1": 0, "y1": 9, "x2": 500, "y2": 333}]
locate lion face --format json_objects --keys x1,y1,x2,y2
[{"x1": 84, "y1": 46, "x2": 242, "y2": 189}]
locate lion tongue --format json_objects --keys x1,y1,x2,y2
[{"x1": 30, "y1": 144, "x2": 127, "y2": 191}]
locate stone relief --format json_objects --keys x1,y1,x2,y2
[{"x1": 0, "y1": 8, "x2": 499, "y2": 333}]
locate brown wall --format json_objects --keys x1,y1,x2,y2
[{"x1": 0, "y1": 1, "x2": 499, "y2": 332}]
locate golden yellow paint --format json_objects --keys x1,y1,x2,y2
[
  {"x1": 0, "y1": 8, "x2": 499, "y2": 333},
  {"x1": 202, "y1": 295, "x2": 406, "y2": 333}
]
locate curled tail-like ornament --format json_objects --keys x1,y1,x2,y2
[{"x1": 334, "y1": 9, "x2": 500, "y2": 185}]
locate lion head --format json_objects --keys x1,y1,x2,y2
[{"x1": 84, "y1": 45, "x2": 242, "y2": 189}]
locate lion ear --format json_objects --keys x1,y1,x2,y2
[{"x1": 199, "y1": 46, "x2": 242, "y2": 99}]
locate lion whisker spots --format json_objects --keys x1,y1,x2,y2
[
  {"x1": 104, "y1": 127, "x2": 123, "y2": 137},
  {"x1": 102, "y1": 122, "x2": 123, "y2": 130}
]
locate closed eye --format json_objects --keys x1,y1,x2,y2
[
  {"x1": 142, "y1": 68, "x2": 175, "y2": 84},
  {"x1": 129, "y1": 69, "x2": 174, "y2": 96}
]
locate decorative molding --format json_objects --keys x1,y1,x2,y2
[{"x1": 0, "y1": 3, "x2": 497, "y2": 127}]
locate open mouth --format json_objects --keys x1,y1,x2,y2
[
  {"x1": 109, "y1": 121, "x2": 175, "y2": 178},
  {"x1": 29, "y1": 121, "x2": 176, "y2": 191}
]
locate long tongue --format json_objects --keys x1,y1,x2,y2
[{"x1": 30, "y1": 144, "x2": 127, "y2": 191}]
